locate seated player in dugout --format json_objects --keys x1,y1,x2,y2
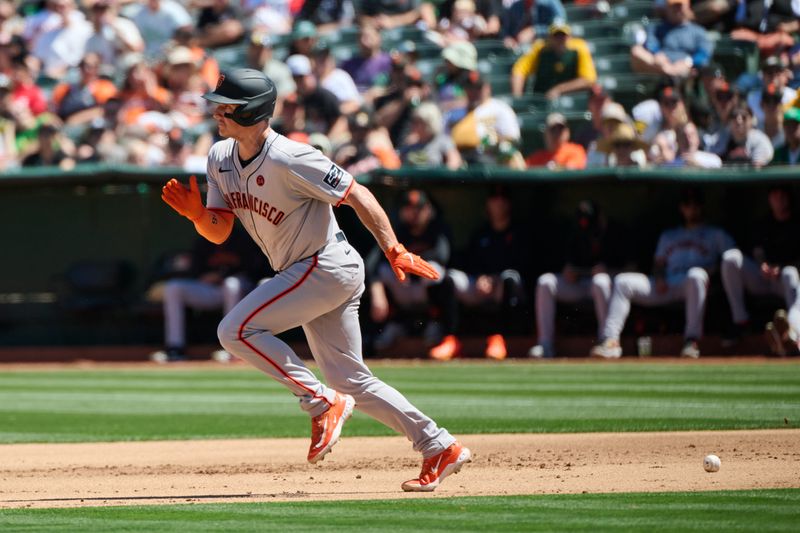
[
  {"x1": 529, "y1": 200, "x2": 628, "y2": 359},
  {"x1": 161, "y1": 68, "x2": 470, "y2": 492},
  {"x1": 590, "y1": 187, "x2": 736, "y2": 359},
  {"x1": 146, "y1": 225, "x2": 265, "y2": 363},
  {"x1": 446, "y1": 186, "x2": 529, "y2": 360},
  {"x1": 721, "y1": 185, "x2": 800, "y2": 356},
  {"x1": 369, "y1": 189, "x2": 462, "y2": 360}
]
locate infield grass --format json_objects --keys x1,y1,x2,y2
[
  {"x1": 0, "y1": 361, "x2": 798, "y2": 443},
  {"x1": 1, "y1": 489, "x2": 799, "y2": 532}
]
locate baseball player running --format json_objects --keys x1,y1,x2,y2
[
  {"x1": 590, "y1": 187, "x2": 735, "y2": 358},
  {"x1": 161, "y1": 69, "x2": 470, "y2": 492}
]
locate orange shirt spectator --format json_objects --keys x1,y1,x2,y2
[{"x1": 525, "y1": 112, "x2": 587, "y2": 169}]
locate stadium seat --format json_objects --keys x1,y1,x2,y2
[
  {"x1": 498, "y1": 93, "x2": 550, "y2": 114},
  {"x1": 474, "y1": 40, "x2": 511, "y2": 57},
  {"x1": 552, "y1": 92, "x2": 590, "y2": 112},
  {"x1": 598, "y1": 73, "x2": 661, "y2": 111},
  {"x1": 610, "y1": 1, "x2": 656, "y2": 23},
  {"x1": 712, "y1": 39, "x2": 760, "y2": 79},
  {"x1": 564, "y1": 3, "x2": 607, "y2": 22},
  {"x1": 569, "y1": 21, "x2": 618, "y2": 40},
  {"x1": 593, "y1": 54, "x2": 633, "y2": 75},
  {"x1": 586, "y1": 38, "x2": 632, "y2": 57},
  {"x1": 477, "y1": 55, "x2": 517, "y2": 76}
]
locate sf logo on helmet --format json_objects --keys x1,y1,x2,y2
[{"x1": 216, "y1": 74, "x2": 225, "y2": 90}]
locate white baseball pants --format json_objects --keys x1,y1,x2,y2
[
  {"x1": 217, "y1": 239, "x2": 455, "y2": 458},
  {"x1": 720, "y1": 249, "x2": 800, "y2": 331},
  {"x1": 601, "y1": 268, "x2": 709, "y2": 341},
  {"x1": 535, "y1": 273, "x2": 612, "y2": 345},
  {"x1": 161, "y1": 276, "x2": 248, "y2": 348}
]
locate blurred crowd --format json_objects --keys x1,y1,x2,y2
[{"x1": 0, "y1": 0, "x2": 797, "y2": 174}]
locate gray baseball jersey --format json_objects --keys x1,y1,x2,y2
[
  {"x1": 205, "y1": 130, "x2": 354, "y2": 271},
  {"x1": 654, "y1": 225, "x2": 735, "y2": 283}
]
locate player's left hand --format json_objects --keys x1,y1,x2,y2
[
  {"x1": 162, "y1": 175, "x2": 204, "y2": 221},
  {"x1": 385, "y1": 243, "x2": 440, "y2": 282}
]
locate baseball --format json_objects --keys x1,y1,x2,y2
[{"x1": 703, "y1": 454, "x2": 721, "y2": 472}]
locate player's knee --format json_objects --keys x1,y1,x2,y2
[
  {"x1": 223, "y1": 276, "x2": 242, "y2": 294},
  {"x1": 163, "y1": 280, "x2": 184, "y2": 300},
  {"x1": 537, "y1": 273, "x2": 557, "y2": 294},
  {"x1": 613, "y1": 273, "x2": 636, "y2": 296},
  {"x1": 722, "y1": 248, "x2": 743, "y2": 269},
  {"x1": 591, "y1": 272, "x2": 611, "y2": 293},
  {"x1": 216, "y1": 313, "x2": 240, "y2": 350},
  {"x1": 780, "y1": 266, "x2": 799, "y2": 287},
  {"x1": 687, "y1": 267, "x2": 709, "y2": 287}
]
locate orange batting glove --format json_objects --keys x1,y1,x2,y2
[
  {"x1": 384, "y1": 243, "x2": 440, "y2": 282},
  {"x1": 162, "y1": 175, "x2": 205, "y2": 221}
]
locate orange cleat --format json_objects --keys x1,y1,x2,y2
[
  {"x1": 428, "y1": 335, "x2": 462, "y2": 361},
  {"x1": 307, "y1": 392, "x2": 355, "y2": 464},
  {"x1": 401, "y1": 441, "x2": 472, "y2": 492},
  {"x1": 485, "y1": 334, "x2": 507, "y2": 360}
]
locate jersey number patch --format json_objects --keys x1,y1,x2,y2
[{"x1": 323, "y1": 164, "x2": 344, "y2": 189}]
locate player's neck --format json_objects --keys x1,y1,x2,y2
[{"x1": 235, "y1": 125, "x2": 271, "y2": 161}]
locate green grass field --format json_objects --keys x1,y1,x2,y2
[
  {"x1": 0, "y1": 362, "x2": 798, "y2": 443},
  {"x1": 1, "y1": 361, "x2": 799, "y2": 532}
]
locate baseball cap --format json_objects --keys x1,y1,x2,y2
[
  {"x1": 548, "y1": 21, "x2": 571, "y2": 36},
  {"x1": 292, "y1": 20, "x2": 317, "y2": 40},
  {"x1": 597, "y1": 123, "x2": 649, "y2": 153},
  {"x1": 785, "y1": 107, "x2": 800, "y2": 123},
  {"x1": 600, "y1": 102, "x2": 628, "y2": 123},
  {"x1": 762, "y1": 83, "x2": 783, "y2": 105},
  {"x1": 286, "y1": 54, "x2": 312, "y2": 77},
  {"x1": 546, "y1": 112, "x2": 568, "y2": 128},
  {"x1": 442, "y1": 41, "x2": 477, "y2": 71},
  {"x1": 659, "y1": 86, "x2": 682, "y2": 102},
  {"x1": 167, "y1": 46, "x2": 195, "y2": 66},
  {"x1": 762, "y1": 55, "x2": 788, "y2": 71}
]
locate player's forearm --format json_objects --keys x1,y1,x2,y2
[
  {"x1": 343, "y1": 183, "x2": 398, "y2": 252},
  {"x1": 191, "y1": 209, "x2": 235, "y2": 244}
]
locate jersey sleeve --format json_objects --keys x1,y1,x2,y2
[
  {"x1": 205, "y1": 148, "x2": 230, "y2": 211},
  {"x1": 511, "y1": 40, "x2": 544, "y2": 79},
  {"x1": 285, "y1": 145, "x2": 355, "y2": 206}
]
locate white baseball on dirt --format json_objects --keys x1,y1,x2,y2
[{"x1": 703, "y1": 454, "x2": 721, "y2": 472}]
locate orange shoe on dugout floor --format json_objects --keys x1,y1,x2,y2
[
  {"x1": 428, "y1": 334, "x2": 462, "y2": 361},
  {"x1": 401, "y1": 441, "x2": 472, "y2": 492},
  {"x1": 484, "y1": 334, "x2": 507, "y2": 360},
  {"x1": 307, "y1": 392, "x2": 355, "y2": 464}
]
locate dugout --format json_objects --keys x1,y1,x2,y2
[{"x1": 1, "y1": 164, "x2": 797, "y2": 357}]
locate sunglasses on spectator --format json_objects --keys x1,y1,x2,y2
[{"x1": 660, "y1": 98, "x2": 680, "y2": 108}]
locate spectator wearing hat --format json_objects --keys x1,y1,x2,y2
[
  {"x1": 451, "y1": 71, "x2": 523, "y2": 168},
  {"x1": 287, "y1": 20, "x2": 319, "y2": 57},
  {"x1": 435, "y1": 41, "x2": 477, "y2": 122},
  {"x1": 597, "y1": 123, "x2": 651, "y2": 168},
  {"x1": 373, "y1": 60, "x2": 430, "y2": 146},
  {"x1": 196, "y1": 0, "x2": 245, "y2": 49},
  {"x1": 51, "y1": 52, "x2": 117, "y2": 124},
  {"x1": 399, "y1": 101, "x2": 462, "y2": 169},
  {"x1": 586, "y1": 102, "x2": 637, "y2": 168},
  {"x1": 286, "y1": 53, "x2": 347, "y2": 140},
  {"x1": 247, "y1": 32, "x2": 296, "y2": 101},
  {"x1": 502, "y1": 0, "x2": 566, "y2": 50},
  {"x1": 592, "y1": 187, "x2": 735, "y2": 359},
  {"x1": 633, "y1": 82, "x2": 689, "y2": 144},
  {"x1": 448, "y1": 186, "x2": 529, "y2": 360},
  {"x1": 711, "y1": 103, "x2": 774, "y2": 166},
  {"x1": 530, "y1": 200, "x2": 625, "y2": 359},
  {"x1": 312, "y1": 42, "x2": 362, "y2": 115},
  {"x1": 169, "y1": 27, "x2": 221, "y2": 93},
  {"x1": 296, "y1": 0, "x2": 356, "y2": 35},
  {"x1": 772, "y1": 108, "x2": 800, "y2": 166},
  {"x1": 341, "y1": 22, "x2": 392, "y2": 94},
  {"x1": 369, "y1": 189, "x2": 461, "y2": 360},
  {"x1": 701, "y1": 78, "x2": 741, "y2": 151},
  {"x1": 84, "y1": 0, "x2": 144, "y2": 68},
  {"x1": 31, "y1": 0, "x2": 93, "y2": 79},
  {"x1": 631, "y1": 0, "x2": 713, "y2": 78},
  {"x1": 511, "y1": 22, "x2": 597, "y2": 100},
  {"x1": 760, "y1": 84, "x2": 787, "y2": 148},
  {"x1": 525, "y1": 112, "x2": 587, "y2": 170},
  {"x1": 746, "y1": 56, "x2": 797, "y2": 126},
  {"x1": 648, "y1": 88, "x2": 692, "y2": 163},
  {"x1": 161, "y1": 46, "x2": 207, "y2": 128},
  {"x1": 573, "y1": 84, "x2": 611, "y2": 150},
  {"x1": 334, "y1": 107, "x2": 400, "y2": 176},
  {"x1": 132, "y1": 0, "x2": 192, "y2": 60},
  {"x1": 357, "y1": 0, "x2": 425, "y2": 30},
  {"x1": 116, "y1": 60, "x2": 171, "y2": 128},
  {"x1": 660, "y1": 120, "x2": 722, "y2": 169}
]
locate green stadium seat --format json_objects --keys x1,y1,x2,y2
[
  {"x1": 477, "y1": 55, "x2": 517, "y2": 76},
  {"x1": 382, "y1": 26, "x2": 424, "y2": 48},
  {"x1": 497, "y1": 93, "x2": 550, "y2": 114},
  {"x1": 598, "y1": 73, "x2": 661, "y2": 110},
  {"x1": 486, "y1": 74, "x2": 511, "y2": 96},
  {"x1": 586, "y1": 38, "x2": 631, "y2": 57},
  {"x1": 564, "y1": 4, "x2": 606, "y2": 22},
  {"x1": 713, "y1": 39, "x2": 760, "y2": 78},
  {"x1": 569, "y1": 21, "x2": 618, "y2": 40},
  {"x1": 552, "y1": 92, "x2": 590, "y2": 112},
  {"x1": 610, "y1": 1, "x2": 656, "y2": 23},
  {"x1": 474, "y1": 40, "x2": 510, "y2": 57},
  {"x1": 593, "y1": 54, "x2": 633, "y2": 75}
]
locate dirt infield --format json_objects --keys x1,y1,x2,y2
[{"x1": 2, "y1": 429, "x2": 798, "y2": 509}]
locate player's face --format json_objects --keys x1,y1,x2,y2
[
  {"x1": 212, "y1": 103, "x2": 238, "y2": 137},
  {"x1": 679, "y1": 201, "x2": 702, "y2": 224}
]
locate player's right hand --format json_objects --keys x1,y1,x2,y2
[
  {"x1": 385, "y1": 243, "x2": 440, "y2": 282},
  {"x1": 162, "y1": 175, "x2": 205, "y2": 221}
]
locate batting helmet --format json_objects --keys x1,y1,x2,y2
[{"x1": 203, "y1": 69, "x2": 276, "y2": 126}]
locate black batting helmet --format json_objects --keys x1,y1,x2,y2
[{"x1": 203, "y1": 69, "x2": 276, "y2": 126}]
